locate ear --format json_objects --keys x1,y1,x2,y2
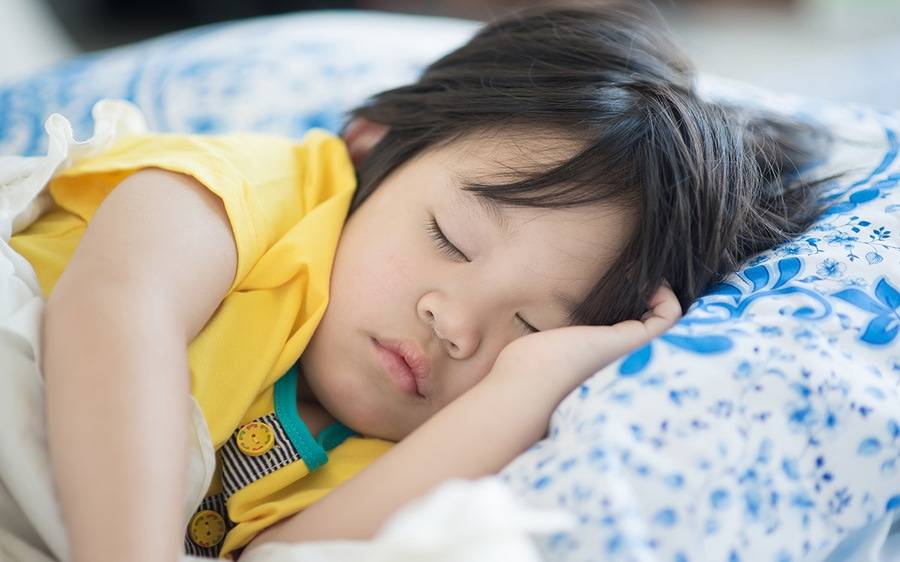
[{"x1": 341, "y1": 117, "x2": 390, "y2": 168}]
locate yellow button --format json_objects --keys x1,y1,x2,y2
[
  {"x1": 189, "y1": 510, "x2": 226, "y2": 548},
  {"x1": 236, "y1": 421, "x2": 275, "y2": 456}
]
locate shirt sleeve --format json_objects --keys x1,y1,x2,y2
[{"x1": 48, "y1": 129, "x2": 356, "y2": 294}]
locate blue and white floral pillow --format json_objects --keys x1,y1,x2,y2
[
  {"x1": 1, "y1": 11, "x2": 898, "y2": 562},
  {"x1": 502, "y1": 80, "x2": 900, "y2": 561}
]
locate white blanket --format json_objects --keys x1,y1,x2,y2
[{"x1": 0, "y1": 99, "x2": 573, "y2": 562}]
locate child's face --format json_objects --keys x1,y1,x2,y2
[{"x1": 298, "y1": 130, "x2": 635, "y2": 441}]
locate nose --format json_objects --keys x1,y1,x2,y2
[{"x1": 417, "y1": 294, "x2": 479, "y2": 359}]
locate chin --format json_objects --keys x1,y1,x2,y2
[
  {"x1": 308, "y1": 375, "x2": 386, "y2": 436},
  {"x1": 327, "y1": 397, "x2": 411, "y2": 442},
  {"x1": 341, "y1": 405, "x2": 408, "y2": 442},
  {"x1": 300, "y1": 359, "x2": 418, "y2": 442},
  {"x1": 357, "y1": 423, "x2": 409, "y2": 443}
]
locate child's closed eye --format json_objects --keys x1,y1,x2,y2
[
  {"x1": 426, "y1": 215, "x2": 469, "y2": 263},
  {"x1": 425, "y1": 214, "x2": 539, "y2": 335}
]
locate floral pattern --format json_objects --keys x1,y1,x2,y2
[
  {"x1": 1, "y1": 11, "x2": 898, "y2": 562},
  {"x1": 501, "y1": 89, "x2": 900, "y2": 561}
]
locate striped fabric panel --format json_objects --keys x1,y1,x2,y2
[
  {"x1": 221, "y1": 412, "x2": 303, "y2": 499},
  {"x1": 183, "y1": 493, "x2": 234, "y2": 558}
]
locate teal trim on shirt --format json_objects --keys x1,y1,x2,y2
[
  {"x1": 317, "y1": 422, "x2": 356, "y2": 451},
  {"x1": 273, "y1": 362, "x2": 356, "y2": 472}
]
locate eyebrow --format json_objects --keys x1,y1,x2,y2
[
  {"x1": 481, "y1": 199, "x2": 514, "y2": 238},
  {"x1": 452, "y1": 173, "x2": 512, "y2": 238}
]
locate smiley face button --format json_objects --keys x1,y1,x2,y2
[
  {"x1": 236, "y1": 421, "x2": 275, "y2": 457},
  {"x1": 189, "y1": 510, "x2": 226, "y2": 548}
]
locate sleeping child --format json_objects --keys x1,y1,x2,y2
[{"x1": 0, "y1": 1, "x2": 845, "y2": 560}]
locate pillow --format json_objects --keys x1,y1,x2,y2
[
  {"x1": 501, "y1": 84, "x2": 900, "y2": 560},
  {"x1": 513, "y1": 79, "x2": 900, "y2": 561},
  {"x1": 0, "y1": 11, "x2": 478, "y2": 156},
  {"x1": 2, "y1": 10, "x2": 898, "y2": 561}
]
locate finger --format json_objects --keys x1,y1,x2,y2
[
  {"x1": 642, "y1": 283, "x2": 682, "y2": 333},
  {"x1": 648, "y1": 281, "x2": 680, "y2": 315}
]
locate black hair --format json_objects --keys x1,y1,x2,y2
[{"x1": 340, "y1": 0, "x2": 848, "y2": 326}]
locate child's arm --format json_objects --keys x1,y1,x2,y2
[
  {"x1": 241, "y1": 284, "x2": 681, "y2": 555},
  {"x1": 43, "y1": 168, "x2": 237, "y2": 562}
]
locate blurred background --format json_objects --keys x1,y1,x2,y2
[{"x1": 1, "y1": 0, "x2": 898, "y2": 111}]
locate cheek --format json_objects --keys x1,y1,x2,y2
[{"x1": 348, "y1": 233, "x2": 424, "y2": 307}]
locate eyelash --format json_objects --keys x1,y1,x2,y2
[
  {"x1": 425, "y1": 215, "x2": 539, "y2": 335},
  {"x1": 426, "y1": 216, "x2": 469, "y2": 263}
]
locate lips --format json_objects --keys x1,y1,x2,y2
[{"x1": 372, "y1": 337, "x2": 431, "y2": 398}]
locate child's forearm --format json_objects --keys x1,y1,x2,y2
[
  {"x1": 241, "y1": 368, "x2": 561, "y2": 554},
  {"x1": 44, "y1": 283, "x2": 191, "y2": 562}
]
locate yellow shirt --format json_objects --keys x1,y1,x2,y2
[{"x1": 9, "y1": 129, "x2": 393, "y2": 558}]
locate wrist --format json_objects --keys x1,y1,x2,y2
[
  {"x1": 478, "y1": 366, "x2": 560, "y2": 442},
  {"x1": 486, "y1": 349, "x2": 579, "y2": 408}
]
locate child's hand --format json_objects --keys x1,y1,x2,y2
[{"x1": 487, "y1": 281, "x2": 682, "y2": 401}]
